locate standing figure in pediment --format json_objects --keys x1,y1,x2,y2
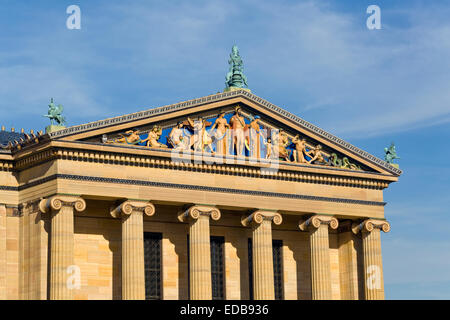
[
  {"x1": 247, "y1": 115, "x2": 261, "y2": 158},
  {"x1": 276, "y1": 130, "x2": 291, "y2": 162},
  {"x1": 264, "y1": 137, "x2": 273, "y2": 159},
  {"x1": 292, "y1": 135, "x2": 309, "y2": 163},
  {"x1": 209, "y1": 110, "x2": 230, "y2": 155},
  {"x1": 187, "y1": 117, "x2": 214, "y2": 154},
  {"x1": 229, "y1": 106, "x2": 246, "y2": 156}
]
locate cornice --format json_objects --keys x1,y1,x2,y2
[{"x1": 10, "y1": 143, "x2": 394, "y2": 190}]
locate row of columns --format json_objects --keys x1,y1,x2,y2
[{"x1": 38, "y1": 195, "x2": 390, "y2": 300}]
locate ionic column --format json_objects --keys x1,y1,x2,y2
[
  {"x1": 111, "y1": 200, "x2": 155, "y2": 300},
  {"x1": 39, "y1": 195, "x2": 86, "y2": 300},
  {"x1": 242, "y1": 210, "x2": 282, "y2": 300},
  {"x1": 299, "y1": 215, "x2": 338, "y2": 300},
  {"x1": 352, "y1": 219, "x2": 390, "y2": 300},
  {"x1": 178, "y1": 205, "x2": 221, "y2": 300}
]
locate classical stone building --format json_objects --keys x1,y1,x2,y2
[
  {"x1": 0, "y1": 87, "x2": 401, "y2": 300},
  {"x1": 0, "y1": 46, "x2": 401, "y2": 300}
]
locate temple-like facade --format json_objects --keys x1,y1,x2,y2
[
  {"x1": 0, "y1": 48, "x2": 401, "y2": 300},
  {"x1": 0, "y1": 88, "x2": 401, "y2": 300}
]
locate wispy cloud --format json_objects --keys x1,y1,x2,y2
[{"x1": 1, "y1": 0, "x2": 449, "y2": 137}]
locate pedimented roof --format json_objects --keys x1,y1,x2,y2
[{"x1": 47, "y1": 89, "x2": 402, "y2": 176}]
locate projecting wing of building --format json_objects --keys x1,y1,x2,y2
[{"x1": 0, "y1": 89, "x2": 400, "y2": 300}]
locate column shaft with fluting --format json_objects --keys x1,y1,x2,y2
[
  {"x1": 190, "y1": 214, "x2": 212, "y2": 299},
  {"x1": 111, "y1": 200, "x2": 155, "y2": 300},
  {"x1": 122, "y1": 210, "x2": 145, "y2": 299},
  {"x1": 353, "y1": 219, "x2": 390, "y2": 300},
  {"x1": 179, "y1": 205, "x2": 221, "y2": 300},
  {"x1": 310, "y1": 224, "x2": 331, "y2": 299},
  {"x1": 253, "y1": 219, "x2": 274, "y2": 300},
  {"x1": 299, "y1": 215, "x2": 338, "y2": 300},
  {"x1": 50, "y1": 205, "x2": 73, "y2": 299},
  {"x1": 39, "y1": 196, "x2": 86, "y2": 300},
  {"x1": 242, "y1": 211, "x2": 282, "y2": 300}
]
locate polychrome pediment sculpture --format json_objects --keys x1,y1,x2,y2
[{"x1": 37, "y1": 90, "x2": 401, "y2": 177}]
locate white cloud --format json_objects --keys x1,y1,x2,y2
[{"x1": 1, "y1": 0, "x2": 449, "y2": 136}]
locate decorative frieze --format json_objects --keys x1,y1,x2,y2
[
  {"x1": 11, "y1": 174, "x2": 390, "y2": 209},
  {"x1": 11, "y1": 147, "x2": 391, "y2": 190}
]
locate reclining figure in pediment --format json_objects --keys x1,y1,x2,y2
[{"x1": 105, "y1": 128, "x2": 143, "y2": 145}]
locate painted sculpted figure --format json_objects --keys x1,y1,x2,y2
[
  {"x1": 187, "y1": 117, "x2": 214, "y2": 154},
  {"x1": 209, "y1": 111, "x2": 230, "y2": 155},
  {"x1": 109, "y1": 128, "x2": 142, "y2": 145},
  {"x1": 145, "y1": 125, "x2": 167, "y2": 148},
  {"x1": 246, "y1": 115, "x2": 261, "y2": 158},
  {"x1": 169, "y1": 121, "x2": 189, "y2": 150},
  {"x1": 264, "y1": 137, "x2": 273, "y2": 159},
  {"x1": 292, "y1": 134, "x2": 309, "y2": 163},
  {"x1": 308, "y1": 144, "x2": 327, "y2": 164},
  {"x1": 229, "y1": 106, "x2": 246, "y2": 156},
  {"x1": 276, "y1": 130, "x2": 291, "y2": 162}
]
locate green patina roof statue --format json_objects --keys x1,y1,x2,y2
[
  {"x1": 384, "y1": 142, "x2": 400, "y2": 164},
  {"x1": 43, "y1": 98, "x2": 65, "y2": 126},
  {"x1": 225, "y1": 45, "x2": 248, "y2": 89}
]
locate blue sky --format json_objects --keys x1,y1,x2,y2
[{"x1": 1, "y1": 0, "x2": 449, "y2": 299}]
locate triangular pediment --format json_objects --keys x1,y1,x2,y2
[{"x1": 47, "y1": 90, "x2": 401, "y2": 176}]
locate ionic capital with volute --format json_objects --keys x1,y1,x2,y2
[
  {"x1": 178, "y1": 205, "x2": 221, "y2": 222},
  {"x1": 110, "y1": 200, "x2": 155, "y2": 218},
  {"x1": 352, "y1": 219, "x2": 391, "y2": 234},
  {"x1": 299, "y1": 214, "x2": 339, "y2": 231},
  {"x1": 39, "y1": 195, "x2": 86, "y2": 214},
  {"x1": 241, "y1": 210, "x2": 282, "y2": 227}
]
